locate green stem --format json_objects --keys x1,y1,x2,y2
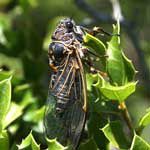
[{"x1": 119, "y1": 102, "x2": 134, "y2": 137}]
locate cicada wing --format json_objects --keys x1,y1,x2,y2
[
  {"x1": 66, "y1": 68, "x2": 86, "y2": 149},
  {"x1": 44, "y1": 91, "x2": 68, "y2": 144},
  {"x1": 44, "y1": 57, "x2": 86, "y2": 149}
]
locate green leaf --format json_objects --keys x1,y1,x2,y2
[
  {"x1": 23, "y1": 106, "x2": 45, "y2": 123},
  {"x1": 83, "y1": 32, "x2": 106, "y2": 56},
  {"x1": 88, "y1": 112, "x2": 108, "y2": 150},
  {"x1": 94, "y1": 74, "x2": 137, "y2": 102},
  {"x1": 0, "y1": 77, "x2": 11, "y2": 134},
  {"x1": 19, "y1": 0, "x2": 38, "y2": 10},
  {"x1": 83, "y1": 32, "x2": 106, "y2": 67},
  {"x1": 0, "y1": 130, "x2": 9, "y2": 150},
  {"x1": 122, "y1": 52, "x2": 137, "y2": 82},
  {"x1": 0, "y1": 70, "x2": 13, "y2": 82},
  {"x1": 17, "y1": 132, "x2": 40, "y2": 150},
  {"x1": 86, "y1": 73, "x2": 98, "y2": 91},
  {"x1": 47, "y1": 138, "x2": 67, "y2": 150},
  {"x1": 78, "y1": 138, "x2": 98, "y2": 150},
  {"x1": 106, "y1": 21, "x2": 136, "y2": 85},
  {"x1": 3, "y1": 102, "x2": 23, "y2": 129},
  {"x1": 19, "y1": 90, "x2": 36, "y2": 109},
  {"x1": 130, "y1": 134, "x2": 150, "y2": 150},
  {"x1": 139, "y1": 109, "x2": 150, "y2": 128},
  {"x1": 102, "y1": 121, "x2": 129, "y2": 149},
  {"x1": 106, "y1": 22, "x2": 125, "y2": 85}
]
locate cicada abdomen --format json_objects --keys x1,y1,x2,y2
[{"x1": 44, "y1": 18, "x2": 87, "y2": 149}]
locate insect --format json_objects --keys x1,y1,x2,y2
[{"x1": 44, "y1": 18, "x2": 108, "y2": 149}]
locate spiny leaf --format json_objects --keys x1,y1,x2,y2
[
  {"x1": 139, "y1": 109, "x2": 150, "y2": 128},
  {"x1": 47, "y1": 138, "x2": 67, "y2": 150},
  {"x1": 106, "y1": 21, "x2": 136, "y2": 85},
  {"x1": 83, "y1": 32, "x2": 106, "y2": 67},
  {"x1": 106, "y1": 21, "x2": 125, "y2": 85},
  {"x1": 83, "y1": 32, "x2": 106, "y2": 56},
  {"x1": 102, "y1": 121, "x2": 129, "y2": 149},
  {"x1": 3, "y1": 102, "x2": 23, "y2": 129},
  {"x1": 94, "y1": 74, "x2": 137, "y2": 102},
  {"x1": 17, "y1": 132, "x2": 40, "y2": 150},
  {"x1": 130, "y1": 134, "x2": 150, "y2": 150},
  {"x1": 122, "y1": 52, "x2": 137, "y2": 82}
]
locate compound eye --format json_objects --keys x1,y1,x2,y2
[{"x1": 65, "y1": 21, "x2": 73, "y2": 29}]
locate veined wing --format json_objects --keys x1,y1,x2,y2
[{"x1": 44, "y1": 55, "x2": 87, "y2": 149}]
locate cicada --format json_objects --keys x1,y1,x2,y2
[{"x1": 44, "y1": 18, "x2": 106, "y2": 149}]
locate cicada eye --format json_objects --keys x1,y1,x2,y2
[{"x1": 65, "y1": 21, "x2": 73, "y2": 29}]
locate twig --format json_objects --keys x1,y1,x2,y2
[{"x1": 119, "y1": 102, "x2": 134, "y2": 137}]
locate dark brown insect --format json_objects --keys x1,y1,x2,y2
[{"x1": 44, "y1": 18, "x2": 106, "y2": 149}]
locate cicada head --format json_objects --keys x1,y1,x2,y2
[
  {"x1": 59, "y1": 18, "x2": 75, "y2": 32},
  {"x1": 51, "y1": 18, "x2": 77, "y2": 40}
]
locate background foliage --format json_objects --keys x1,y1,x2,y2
[{"x1": 0, "y1": 0, "x2": 150, "y2": 149}]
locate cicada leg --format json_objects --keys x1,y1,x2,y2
[
  {"x1": 81, "y1": 26, "x2": 120, "y2": 36},
  {"x1": 83, "y1": 53, "x2": 108, "y2": 77}
]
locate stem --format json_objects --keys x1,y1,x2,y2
[{"x1": 119, "y1": 102, "x2": 134, "y2": 137}]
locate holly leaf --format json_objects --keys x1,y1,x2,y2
[
  {"x1": 0, "y1": 77, "x2": 11, "y2": 134},
  {"x1": 0, "y1": 130, "x2": 9, "y2": 150},
  {"x1": 138, "y1": 108, "x2": 150, "y2": 129},
  {"x1": 106, "y1": 21, "x2": 136, "y2": 85},
  {"x1": 3, "y1": 102, "x2": 23, "y2": 129},
  {"x1": 130, "y1": 134, "x2": 150, "y2": 150},
  {"x1": 78, "y1": 138, "x2": 98, "y2": 150},
  {"x1": 17, "y1": 132, "x2": 40, "y2": 150},
  {"x1": 47, "y1": 138, "x2": 67, "y2": 150},
  {"x1": 94, "y1": 74, "x2": 137, "y2": 102},
  {"x1": 102, "y1": 121, "x2": 129, "y2": 149}
]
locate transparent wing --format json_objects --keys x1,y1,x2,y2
[{"x1": 44, "y1": 56, "x2": 86, "y2": 149}]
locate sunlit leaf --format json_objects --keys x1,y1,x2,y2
[
  {"x1": 94, "y1": 74, "x2": 137, "y2": 102},
  {"x1": 0, "y1": 130, "x2": 9, "y2": 150},
  {"x1": 106, "y1": 21, "x2": 125, "y2": 85},
  {"x1": 0, "y1": 70, "x2": 13, "y2": 82},
  {"x1": 19, "y1": 90, "x2": 36, "y2": 109},
  {"x1": 122, "y1": 52, "x2": 137, "y2": 82},
  {"x1": 14, "y1": 84, "x2": 31, "y2": 93},
  {"x1": 17, "y1": 132, "x2": 40, "y2": 150},
  {"x1": 106, "y1": 21, "x2": 136, "y2": 85},
  {"x1": 0, "y1": 14, "x2": 10, "y2": 45},
  {"x1": 47, "y1": 138, "x2": 67, "y2": 150},
  {"x1": 23, "y1": 106, "x2": 45, "y2": 123},
  {"x1": 3, "y1": 102, "x2": 23, "y2": 129},
  {"x1": 83, "y1": 32, "x2": 106, "y2": 56},
  {"x1": 86, "y1": 73, "x2": 97, "y2": 91},
  {"x1": 130, "y1": 134, "x2": 150, "y2": 150},
  {"x1": 139, "y1": 109, "x2": 150, "y2": 128},
  {"x1": 102, "y1": 121, "x2": 129, "y2": 149},
  {"x1": 0, "y1": 77, "x2": 11, "y2": 134}
]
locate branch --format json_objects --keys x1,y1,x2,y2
[{"x1": 119, "y1": 102, "x2": 134, "y2": 137}]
